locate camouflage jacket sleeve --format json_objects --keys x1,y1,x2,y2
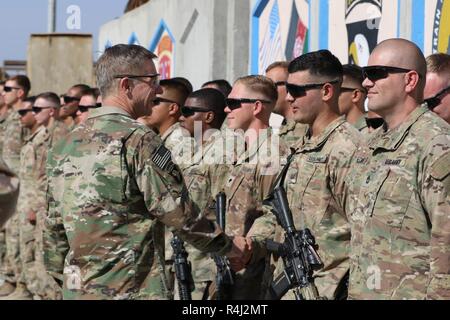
[
  {"x1": 132, "y1": 131, "x2": 232, "y2": 256},
  {"x1": 420, "y1": 134, "x2": 450, "y2": 299},
  {"x1": 43, "y1": 143, "x2": 70, "y2": 283}
]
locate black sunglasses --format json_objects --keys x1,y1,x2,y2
[
  {"x1": 365, "y1": 117, "x2": 384, "y2": 130},
  {"x1": 362, "y1": 65, "x2": 419, "y2": 82},
  {"x1": 63, "y1": 96, "x2": 81, "y2": 104},
  {"x1": 424, "y1": 85, "x2": 450, "y2": 110},
  {"x1": 18, "y1": 109, "x2": 32, "y2": 116},
  {"x1": 32, "y1": 106, "x2": 54, "y2": 113},
  {"x1": 225, "y1": 98, "x2": 272, "y2": 110},
  {"x1": 114, "y1": 73, "x2": 160, "y2": 86},
  {"x1": 78, "y1": 104, "x2": 101, "y2": 113},
  {"x1": 286, "y1": 79, "x2": 339, "y2": 98},
  {"x1": 181, "y1": 106, "x2": 214, "y2": 117},
  {"x1": 341, "y1": 87, "x2": 366, "y2": 93},
  {"x1": 153, "y1": 97, "x2": 178, "y2": 106},
  {"x1": 3, "y1": 86, "x2": 21, "y2": 92}
]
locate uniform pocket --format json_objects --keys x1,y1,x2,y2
[{"x1": 373, "y1": 169, "x2": 412, "y2": 228}]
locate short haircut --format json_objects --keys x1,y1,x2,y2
[
  {"x1": 10, "y1": 75, "x2": 31, "y2": 97},
  {"x1": 70, "y1": 84, "x2": 91, "y2": 98},
  {"x1": 234, "y1": 75, "x2": 278, "y2": 103},
  {"x1": 426, "y1": 53, "x2": 450, "y2": 75},
  {"x1": 36, "y1": 92, "x2": 61, "y2": 108},
  {"x1": 201, "y1": 79, "x2": 232, "y2": 98},
  {"x1": 265, "y1": 61, "x2": 289, "y2": 73},
  {"x1": 82, "y1": 88, "x2": 100, "y2": 100},
  {"x1": 0, "y1": 81, "x2": 5, "y2": 86},
  {"x1": 288, "y1": 50, "x2": 343, "y2": 82},
  {"x1": 342, "y1": 64, "x2": 366, "y2": 91},
  {"x1": 23, "y1": 96, "x2": 36, "y2": 105},
  {"x1": 187, "y1": 88, "x2": 227, "y2": 128},
  {"x1": 159, "y1": 79, "x2": 190, "y2": 107},
  {"x1": 95, "y1": 44, "x2": 157, "y2": 97}
]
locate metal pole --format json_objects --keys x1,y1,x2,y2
[{"x1": 48, "y1": 0, "x2": 56, "y2": 33}]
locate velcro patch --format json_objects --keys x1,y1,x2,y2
[
  {"x1": 307, "y1": 155, "x2": 328, "y2": 163},
  {"x1": 152, "y1": 144, "x2": 175, "y2": 172},
  {"x1": 431, "y1": 151, "x2": 450, "y2": 181}
]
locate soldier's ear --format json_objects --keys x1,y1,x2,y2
[
  {"x1": 118, "y1": 77, "x2": 131, "y2": 94},
  {"x1": 204, "y1": 111, "x2": 214, "y2": 124},
  {"x1": 253, "y1": 100, "x2": 263, "y2": 116},
  {"x1": 168, "y1": 103, "x2": 180, "y2": 116},
  {"x1": 322, "y1": 83, "x2": 335, "y2": 102}
]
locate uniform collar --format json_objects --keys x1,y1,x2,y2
[
  {"x1": 160, "y1": 122, "x2": 182, "y2": 142},
  {"x1": 299, "y1": 116, "x2": 346, "y2": 152},
  {"x1": 25, "y1": 125, "x2": 48, "y2": 143},
  {"x1": 369, "y1": 105, "x2": 428, "y2": 152},
  {"x1": 87, "y1": 106, "x2": 133, "y2": 120},
  {"x1": 236, "y1": 127, "x2": 273, "y2": 164}
]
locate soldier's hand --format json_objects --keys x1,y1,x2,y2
[
  {"x1": 227, "y1": 236, "x2": 253, "y2": 272},
  {"x1": 27, "y1": 210, "x2": 37, "y2": 225}
]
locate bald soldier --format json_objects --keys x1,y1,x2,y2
[
  {"x1": 43, "y1": 45, "x2": 248, "y2": 300},
  {"x1": 265, "y1": 61, "x2": 308, "y2": 148},
  {"x1": 349, "y1": 39, "x2": 450, "y2": 300}
]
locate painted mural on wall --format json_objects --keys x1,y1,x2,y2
[
  {"x1": 432, "y1": 0, "x2": 450, "y2": 54},
  {"x1": 150, "y1": 21, "x2": 175, "y2": 80},
  {"x1": 346, "y1": 0, "x2": 382, "y2": 66},
  {"x1": 252, "y1": 0, "x2": 309, "y2": 74}
]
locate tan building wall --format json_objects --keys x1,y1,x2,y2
[{"x1": 27, "y1": 34, "x2": 94, "y2": 95}]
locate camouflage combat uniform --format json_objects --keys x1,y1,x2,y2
[
  {"x1": 43, "y1": 106, "x2": 231, "y2": 300},
  {"x1": 0, "y1": 110, "x2": 28, "y2": 285},
  {"x1": 353, "y1": 115, "x2": 368, "y2": 132},
  {"x1": 277, "y1": 119, "x2": 308, "y2": 148},
  {"x1": 0, "y1": 158, "x2": 19, "y2": 228},
  {"x1": 48, "y1": 119, "x2": 72, "y2": 149},
  {"x1": 349, "y1": 106, "x2": 450, "y2": 300},
  {"x1": 17, "y1": 125, "x2": 61, "y2": 299},
  {"x1": 224, "y1": 128, "x2": 288, "y2": 299},
  {"x1": 254, "y1": 117, "x2": 366, "y2": 299}
]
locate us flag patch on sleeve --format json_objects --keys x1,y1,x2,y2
[{"x1": 152, "y1": 144, "x2": 175, "y2": 172}]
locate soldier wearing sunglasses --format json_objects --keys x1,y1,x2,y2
[
  {"x1": 76, "y1": 88, "x2": 101, "y2": 124},
  {"x1": 59, "y1": 84, "x2": 90, "y2": 129},
  {"x1": 43, "y1": 44, "x2": 245, "y2": 300},
  {"x1": 338, "y1": 64, "x2": 368, "y2": 131},
  {"x1": 424, "y1": 53, "x2": 450, "y2": 124},
  {"x1": 165, "y1": 88, "x2": 227, "y2": 299},
  {"x1": 349, "y1": 39, "x2": 450, "y2": 300},
  {"x1": 245, "y1": 50, "x2": 366, "y2": 300},
  {"x1": 219, "y1": 75, "x2": 290, "y2": 299},
  {"x1": 8, "y1": 92, "x2": 61, "y2": 300},
  {"x1": 265, "y1": 61, "x2": 308, "y2": 148},
  {"x1": 0, "y1": 75, "x2": 31, "y2": 298}
]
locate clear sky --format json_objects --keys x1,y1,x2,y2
[{"x1": 0, "y1": 0, "x2": 128, "y2": 64}]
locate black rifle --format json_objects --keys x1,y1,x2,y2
[
  {"x1": 171, "y1": 235, "x2": 194, "y2": 300},
  {"x1": 264, "y1": 185, "x2": 324, "y2": 300},
  {"x1": 212, "y1": 192, "x2": 234, "y2": 300}
]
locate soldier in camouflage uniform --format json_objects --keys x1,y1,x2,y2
[
  {"x1": 0, "y1": 76, "x2": 31, "y2": 297},
  {"x1": 221, "y1": 75, "x2": 290, "y2": 299},
  {"x1": 58, "y1": 84, "x2": 91, "y2": 128},
  {"x1": 349, "y1": 39, "x2": 450, "y2": 300},
  {"x1": 137, "y1": 77, "x2": 193, "y2": 296},
  {"x1": 168, "y1": 88, "x2": 228, "y2": 299},
  {"x1": 246, "y1": 51, "x2": 366, "y2": 300},
  {"x1": 265, "y1": 61, "x2": 308, "y2": 148},
  {"x1": 0, "y1": 81, "x2": 9, "y2": 273},
  {"x1": 424, "y1": 53, "x2": 450, "y2": 124},
  {"x1": 43, "y1": 44, "x2": 247, "y2": 300},
  {"x1": 338, "y1": 64, "x2": 368, "y2": 132},
  {"x1": 0, "y1": 158, "x2": 19, "y2": 229}
]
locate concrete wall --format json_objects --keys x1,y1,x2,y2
[
  {"x1": 27, "y1": 34, "x2": 93, "y2": 95},
  {"x1": 99, "y1": 0, "x2": 450, "y2": 89}
]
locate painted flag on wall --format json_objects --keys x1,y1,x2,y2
[
  {"x1": 285, "y1": 0, "x2": 308, "y2": 61},
  {"x1": 259, "y1": 0, "x2": 284, "y2": 73}
]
